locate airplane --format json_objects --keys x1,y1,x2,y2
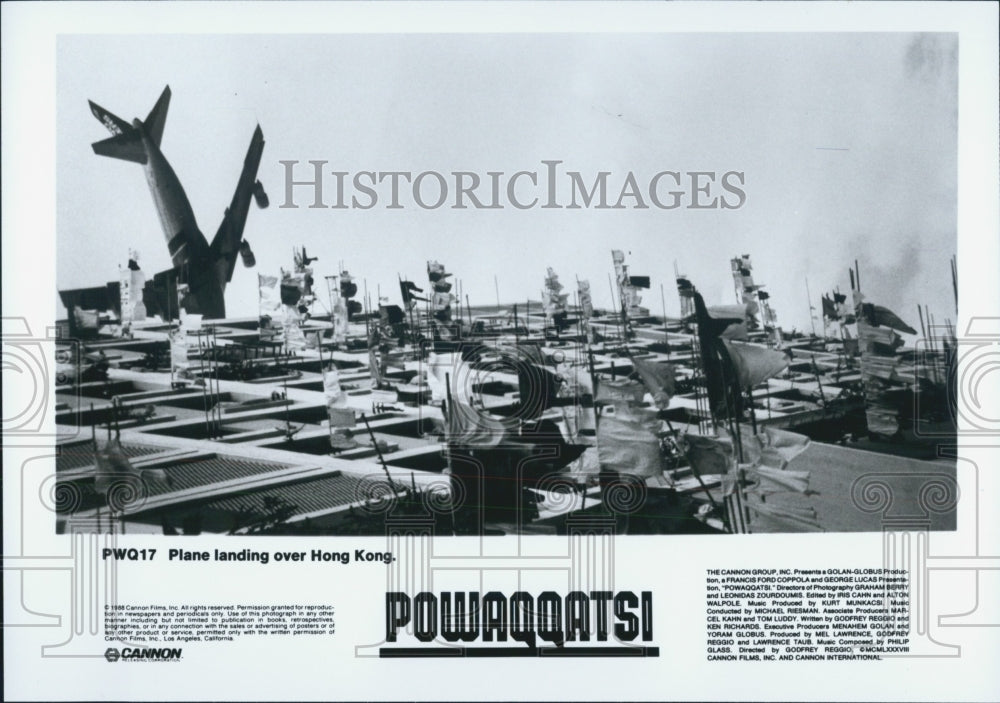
[{"x1": 62, "y1": 85, "x2": 268, "y2": 326}]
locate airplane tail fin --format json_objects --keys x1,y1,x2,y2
[
  {"x1": 88, "y1": 86, "x2": 170, "y2": 164},
  {"x1": 89, "y1": 99, "x2": 146, "y2": 164},
  {"x1": 88, "y1": 100, "x2": 131, "y2": 136},
  {"x1": 144, "y1": 86, "x2": 171, "y2": 148}
]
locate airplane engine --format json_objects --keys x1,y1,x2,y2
[
  {"x1": 239, "y1": 239, "x2": 256, "y2": 268},
  {"x1": 253, "y1": 180, "x2": 269, "y2": 208}
]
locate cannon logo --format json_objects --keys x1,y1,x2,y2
[
  {"x1": 104, "y1": 647, "x2": 182, "y2": 662},
  {"x1": 381, "y1": 590, "x2": 659, "y2": 658}
]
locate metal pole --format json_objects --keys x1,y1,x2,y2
[
  {"x1": 363, "y1": 279, "x2": 371, "y2": 340},
  {"x1": 607, "y1": 273, "x2": 622, "y2": 345},
  {"x1": 810, "y1": 354, "x2": 826, "y2": 406},
  {"x1": 283, "y1": 377, "x2": 291, "y2": 438},
  {"x1": 198, "y1": 330, "x2": 211, "y2": 438},
  {"x1": 213, "y1": 326, "x2": 222, "y2": 438},
  {"x1": 951, "y1": 256, "x2": 958, "y2": 314},
  {"x1": 400, "y1": 274, "x2": 417, "y2": 345},
  {"x1": 660, "y1": 283, "x2": 670, "y2": 358},
  {"x1": 928, "y1": 307, "x2": 937, "y2": 355},
  {"x1": 361, "y1": 412, "x2": 394, "y2": 487}
]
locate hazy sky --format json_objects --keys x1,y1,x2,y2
[{"x1": 57, "y1": 32, "x2": 957, "y2": 331}]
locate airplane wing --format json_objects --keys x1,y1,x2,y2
[{"x1": 210, "y1": 125, "x2": 265, "y2": 285}]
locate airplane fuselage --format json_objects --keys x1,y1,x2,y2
[
  {"x1": 88, "y1": 87, "x2": 264, "y2": 320},
  {"x1": 133, "y1": 119, "x2": 225, "y2": 317},
  {"x1": 135, "y1": 118, "x2": 209, "y2": 268}
]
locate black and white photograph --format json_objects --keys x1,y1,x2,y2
[{"x1": 51, "y1": 31, "x2": 960, "y2": 536}]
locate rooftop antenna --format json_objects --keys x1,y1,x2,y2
[
  {"x1": 363, "y1": 279, "x2": 371, "y2": 341},
  {"x1": 805, "y1": 277, "x2": 817, "y2": 338},
  {"x1": 361, "y1": 412, "x2": 395, "y2": 487},
  {"x1": 951, "y1": 255, "x2": 958, "y2": 314}
]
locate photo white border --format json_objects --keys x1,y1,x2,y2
[{"x1": 3, "y1": 3, "x2": 998, "y2": 701}]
